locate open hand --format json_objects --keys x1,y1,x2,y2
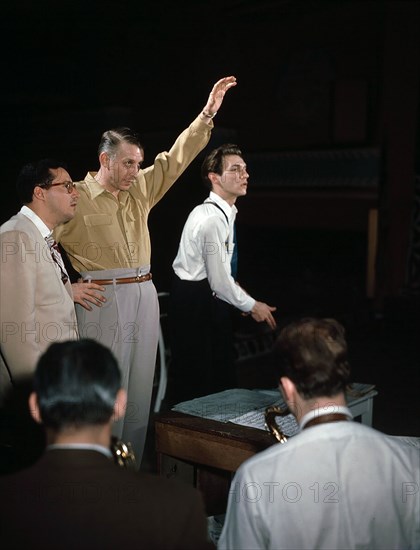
[
  {"x1": 203, "y1": 76, "x2": 237, "y2": 116},
  {"x1": 72, "y1": 279, "x2": 106, "y2": 311}
]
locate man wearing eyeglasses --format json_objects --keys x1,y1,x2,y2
[
  {"x1": 0, "y1": 159, "x2": 82, "y2": 401},
  {"x1": 54, "y1": 77, "x2": 237, "y2": 468},
  {"x1": 170, "y1": 144, "x2": 277, "y2": 402}
]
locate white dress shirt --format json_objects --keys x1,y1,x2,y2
[
  {"x1": 21, "y1": 205, "x2": 68, "y2": 281},
  {"x1": 299, "y1": 404, "x2": 353, "y2": 429},
  {"x1": 20, "y1": 205, "x2": 51, "y2": 239},
  {"x1": 172, "y1": 192, "x2": 255, "y2": 312},
  {"x1": 219, "y1": 419, "x2": 420, "y2": 550}
]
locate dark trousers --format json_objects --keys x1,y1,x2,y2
[{"x1": 169, "y1": 275, "x2": 235, "y2": 403}]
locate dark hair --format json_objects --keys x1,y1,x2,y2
[
  {"x1": 98, "y1": 127, "x2": 143, "y2": 158},
  {"x1": 275, "y1": 318, "x2": 350, "y2": 399},
  {"x1": 201, "y1": 143, "x2": 243, "y2": 189},
  {"x1": 34, "y1": 339, "x2": 121, "y2": 430},
  {"x1": 16, "y1": 158, "x2": 68, "y2": 205}
]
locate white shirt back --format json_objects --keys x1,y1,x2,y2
[{"x1": 219, "y1": 421, "x2": 420, "y2": 549}]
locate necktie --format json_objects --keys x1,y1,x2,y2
[
  {"x1": 45, "y1": 235, "x2": 69, "y2": 284},
  {"x1": 230, "y1": 222, "x2": 238, "y2": 279}
]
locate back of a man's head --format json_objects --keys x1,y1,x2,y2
[
  {"x1": 34, "y1": 339, "x2": 121, "y2": 431},
  {"x1": 276, "y1": 317, "x2": 350, "y2": 399}
]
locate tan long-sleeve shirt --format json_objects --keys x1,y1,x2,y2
[{"x1": 55, "y1": 115, "x2": 212, "y2": 272}]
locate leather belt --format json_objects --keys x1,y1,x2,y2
[{"x1": 85, "y1": 273, "x2": 152, "y2": 285}]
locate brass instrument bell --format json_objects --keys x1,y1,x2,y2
[
  {"x1": 110, "y1": 436, "x2": 137, "y2": 469},
  {"x1": 264, "y1": 405, "x2": 290, "y2": 444}
]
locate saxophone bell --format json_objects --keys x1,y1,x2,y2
[
  {"x1": 264, "y1": 405, "x2": 290, "y2": 444},
  {"x1": 110, "y1": 436, "x2": 137, "y2": 469}
]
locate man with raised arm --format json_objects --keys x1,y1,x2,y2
[{"x1": 55, "y1": 77, "x2": 237, "y2": 467}]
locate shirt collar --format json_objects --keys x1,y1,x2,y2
[
  {"x1": 84, "y1": 172, "x2": 109, "y2": 200},
  {"x1": 47, "y1": 443, "x2": 113, "y2": 459},
  {"x1": 84, "y1": 172, "x2": 133, "y2": 204},
  {"x1": 300, "y1": 405, "x2": 353, "y2": 429},
  {"x1": 206, "y1": 191, "x2": 238, "y2": 219},
  {"x1": 20, "y1": 205, "x2": 51, "y2": 239}
]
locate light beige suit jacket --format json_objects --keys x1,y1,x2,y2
[{"x1": 0, "y1": 213, "x2": 78, "y2": 400}]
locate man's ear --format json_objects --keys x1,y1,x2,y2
[
  {"x1": 99, "y1": 151, "x2": 110, "y2": 169},
  {"x1": 113, "y1": 389, "x2": 127, "y2": 421},
  {"x1": 280, "y1": 376, "x2": 296, "y2": 404},
  {"x1": 208, "y1": 171, "x2": 219, "y2": 189},
  {"x1": 33, "y1": 185, "x2": 46, "y2": 202},
  {"x1": 28, "y1": 392, "x2": 42, "y2": 424}
]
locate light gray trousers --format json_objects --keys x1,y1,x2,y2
[{"x1": 77, "y1": 266, "x2": 159, "y2": 468}]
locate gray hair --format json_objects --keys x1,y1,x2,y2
[{"x1": 97, "y1": 127, "x2": 143, "y2": 158}]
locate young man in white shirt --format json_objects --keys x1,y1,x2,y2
[
  {"x1": 219, "y1": 317, "x2": 420, "y2": 550},
  {"x1": 171, "y1": 144, "x2": 277, "y2": 401}
]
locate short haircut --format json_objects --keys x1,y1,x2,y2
[
  {"x1": 34, "y1": 339, "x2": 121, "y2": 431},
  {"x1": 97, "y1": 127, "x2": 143, "y2": 158},
  {"x1": 201, "y1": 143, "x2": 243, "y2": 189},
  {"x1": 275, "y1": 318, "x2": 350, "y2": 399},
  {"x1": 16, "y1": 158, "x2": 68, "y2": 205}
]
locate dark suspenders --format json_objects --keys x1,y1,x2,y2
[
  {"x1": 206, "y1": 201, "x2": 238, "y2": 278},
  {"x1": 206, "y1": 201, "x2": 229, "y2": 224}
]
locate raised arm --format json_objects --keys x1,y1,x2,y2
[
  {"x1": 144, "y1": 76, "x2": 238, "y2": 207},
  {"x1": 200, "y1": 75, "x2": 237, "y2": 122}
]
